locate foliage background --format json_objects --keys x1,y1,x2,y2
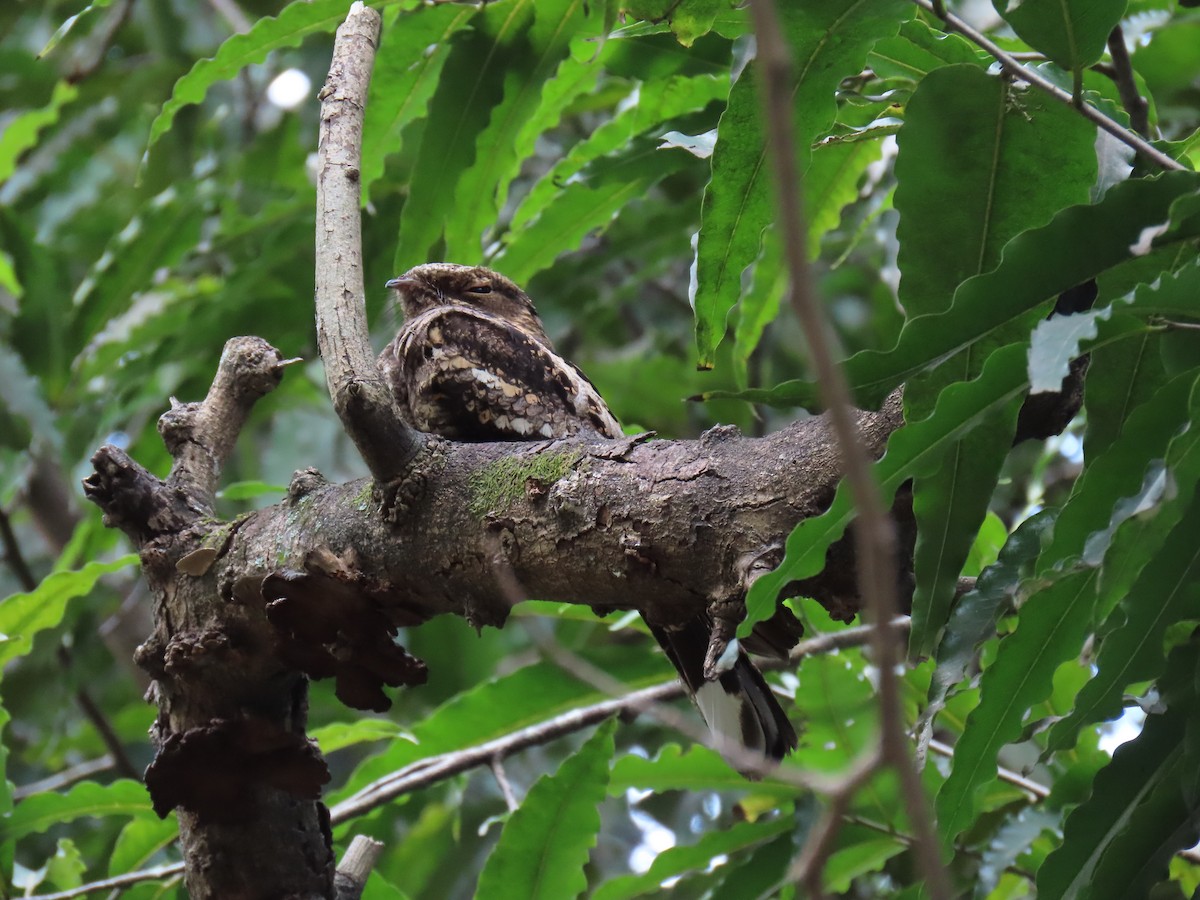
[{"x1": 1, "y1": 0, "x2": 1200, "y2": 897}]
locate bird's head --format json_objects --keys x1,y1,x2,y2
[{"x1": 386, "y1": 264, "x2": 546, "y2": 338}]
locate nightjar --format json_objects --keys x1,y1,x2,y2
[{"x1": 379, "y1": 263, "x2": 796, "y2": 772}]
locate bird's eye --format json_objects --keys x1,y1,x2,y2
[{"x1": 466, "y1": 283, "x2": 492, "y2": 294}]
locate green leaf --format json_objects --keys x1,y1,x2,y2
[
  {"x1": 476, "y1": 719, "x2": 615, "y2": 900},
  {"x1": 1044, "y1": 489, "x2": 1200, "y2": 756},
  {"x1": 509, "y1": 73, "x2": 728, "y2": 234},
  {"x1": 691, "y1": 0, "x2": 909, "y2": 368},
  {"x1": 0, "y1": 82, "x2": 78, "y2": 186},
  {"x1": 147, "y1": 0, "x2": 413, "y2": 153},
  {"x1": 1037, "y1": 639, "x2": 1200, "y2": 899},
  {"x1": 333, "y1": 655, "x2": 668, "y2": 804},
  {"x1": 490, "y1": 140, "x2": 694, "y2": 284},
  {"x1": 40, "y1": 1, "x2": 117, "y2": 57},
  {"x1": 0, "y1": 556, "x2": 138, "y2": 669},
  {"x1": 394, "y1": 0, "x2": 536, "y2": 272},
  {"x1": 108, "y1": 817, "x2": 179, "y2": 877},
  {"x1": 994, "y1": 0, "x2": 1126, "y2": 74},
  {"x1": 0, "y1": 779, "x2": 152, "y2": 843},
  {"x1": 608, "y1": 744, "x2": 797, "y2": 796},
  {"x1": 867, "y1": 18, "x2": 985, "y2": 80},
  {"x1": 741, "y1": 343, "x2": 1032, "y2": 637},
  {"x1": 592, "y1": 816, "x2": 793, "y2": 900},
  {"x1": 311, "y1": 718, "x2": 414, "y2": 754},
  {"x1": 442, "y1": 0, "x2": 592, "y2": 260},
  {"x1": 362, "y1": 4, "x2": 475, "y2": 198},
  {"x1": 703, "y1": 172, "x2": 1200, "y2": 408},
  {"x1": 919, "y1": 510, "x2": 1056, "y2": 750},
  {"x1": 893, "y1": 65, "x2": 1096, "y2": 659},
  {"x1": 216, "y1": 481, "x2": 286, "y2": 501},
  {"x1": 69, "y1": 185, "x2": 206, "y2": 356},
  {"x1": 935, "y1": 568, "x2": 1099, "y2": 848}
]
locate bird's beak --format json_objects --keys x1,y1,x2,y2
[{"x1": 385, "y1": 276, "x2": 416, "y2": 290}]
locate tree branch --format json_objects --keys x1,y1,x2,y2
[
  {"x1": 314, "y1": 1, "x2": 424, "y2": 484},
  {"x1": 913, "y1": 0, "x2": 1183, "y2": 172},
  {"x1": 1104, "y1": 26, "x2": 1151, "y2": 140},
  {"x1": 748, "y1": 1, "x2": 949, "y2": 896}
]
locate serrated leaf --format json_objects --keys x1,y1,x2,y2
[
  {"x1": 0, "y1": 555, "x2": 138, "y2": 669},
  {"x1": 0, "y1": 82, "x2": 78, "y2": 186},
  {"x1": 509, "y1": 73, "x2": 728, "y2": 235},
  {"x1": 919, "y1": 510, "x2": 1056, "y2": 755},
  {"x1": 592, "y1": 816, "x2": 792, "y2": 900},
  {"x1": 935, "y1": 568, "x2": 1099, "y2": 848},
  {"x1": 361, "y1": 3, "x2": 476, "y2": 198},
  {"x1": 741, "y1": 342, "x2": 1032, "y2": 638},
  {"x1": 476, "y1": 719, "x2": 615, "y2": 900},
  {"x1": 442, "y1": 0, "x2": 592, "y2": 260},
  {"x1": 108, "y1": 817, "x2": 179, "y2": 877},
  {"x1": 994, "y1": 0, "x2": 1126, "y2": 74},
  {"x1": 867, "y1": 18, "x2": 985, "y2": 80},
  {"x1": 147, "y1": 0, "x2": 413, "y2": 153},
  {"x1": 394, "y1": 0, "x2": 535, "y2": 272},
  {"x1": 1037, "y1": 640, "x2": 1200, "y2": 899},
  {"x1": 691, "y1": 0, "x2": 908, "y2": 368},
  {"x1": 895, "y1": 65, "x2": 1096, "y2": 660},
  {"x1": 1044, "y1": 488, "x2": 1200, "y2": 756},
  {"x1": 69, "y1": 186, "x2": 206, "y2": 356},
  {"x1": 0, "y1": 779, "x2": 152, "y2": 842},
  {"x1": 490, "y1": 140, "x2": 693, "y2": 284},
  {"x1": 702, "y1": 171, "x2": 1200, "y2": 408}
]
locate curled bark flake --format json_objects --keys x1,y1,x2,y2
[
  {"x1": 260, "y1": 550, "x2": 429, "y2": 712},
  {"x1": 144, "y1": 717, "x2": 330, "y2": 822}
]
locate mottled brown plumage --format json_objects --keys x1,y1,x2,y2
[{"x1": 380, "y1": 263, "x2": 796, "y2": 772}]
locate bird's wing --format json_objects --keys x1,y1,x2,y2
[{"x1": 380, "y1": 306, "x2": 623, "y2": 442}]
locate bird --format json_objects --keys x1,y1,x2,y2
[{"x1": 379, "y1": 263, "x2": 797, "y2": 773}]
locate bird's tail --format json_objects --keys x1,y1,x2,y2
[{"x1": 650, "y1": 619, "x2": 797, "y2": 777}]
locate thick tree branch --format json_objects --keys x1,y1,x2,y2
[
  {"x1": 913, "y1": 0, "x2": 1183, "y2": 172},
  {"x1": 315, "y1": 2, "x2": 424, "y2": 483},
  {"x1": 748, "y1": 1, "x2": 949, "y2": 896}
]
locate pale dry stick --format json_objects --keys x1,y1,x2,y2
[
  {"x1": 913, "y1": 0, "x2": 1183, "y2": 172},
  {"x1": 334, "y1": 836, "x2": 385, "y2": 900},
  {"x1": 747, "y1": 1, "x2": 951, "y2": 897},
  {"x1": 315, "y1": 0, "x2": 424, "y2": 481}
]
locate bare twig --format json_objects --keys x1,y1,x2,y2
[
  {"x1": 13, "y1": 755, "x2": 115, "y2": 801},
  {"x1": 315, "y1": 1, "x2": 424, "y2": 482},
  {"x1": 21, "y1": 864, "x2": 184, "y2": 900},
  {"x1": 747, "y1": 1, "x2": 950, "y2": 896},
  {"x1": 491, "y1": 756, "x2": 519, "y2": 812},
  {"x1": 334, "y1": 836, "x2": 385, "y2": 900},
  {"x1": 914, "y1": 0, "x2": 1182, "y2": 172},
  {"x1": 1104, "y1": 26, "x2": 1151, "y2": 139}
]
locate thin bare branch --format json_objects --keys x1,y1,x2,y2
[
  {"x1": 13, "y1": 755, "x2": 115, "y2": 801},
  {"x1": 1105, "y1": 26, "x2": 1151, "y2": 139},
  {"x1": 747, "y1": 1, "x2": 949, "y2": 896},
  {"x1": 914, "y1": 0, "x2": 1182, "y2": 172},
  {"x1": 22, "y1": 864, "x2": 184, "y2": 900},
  {"x1": 334, "y1": 836, "x2": 385, "y2": 900},
  {"x1": 490, "y1": 756, "x2": 519, "y2": 812},
  {"x1": 315, "y1": 1, "x2": 424, "y2": 483}
]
